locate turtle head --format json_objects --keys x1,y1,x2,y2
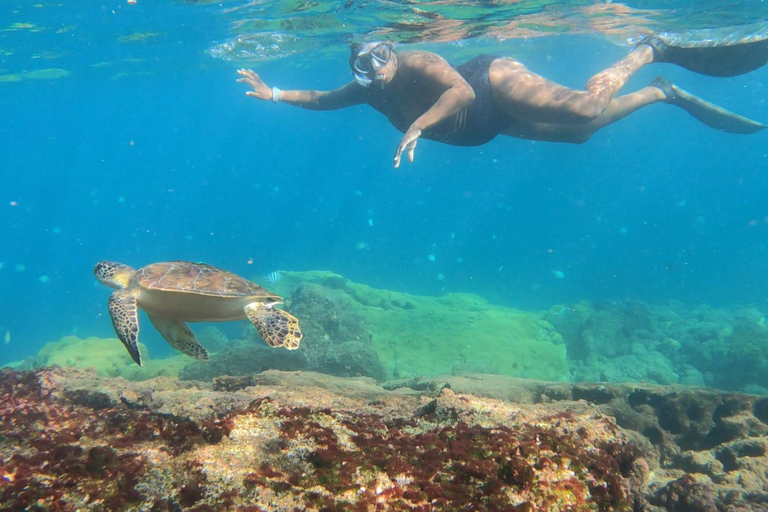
[{"x1": 94, "y1": 261, "x2": 135, "y2": 289}]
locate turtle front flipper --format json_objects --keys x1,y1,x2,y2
[
  {"x1": 108, "y1": 289, "x2": 142, "y2": 366},
  {"x1": 148, "y1": 315, "x2": 209, "y2": 361},
  {"x1": 244, "y1": 302, "x2": 303, "y2": 350}
]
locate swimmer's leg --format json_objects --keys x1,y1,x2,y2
[
  {"x1": 502, "y1": 79, "x2": 766, "y2": 143},
  {"x1": 501, "y1": 86, "x2": 663, "y2": 143},
  {"x1": 489, "y1": 45, "x2": 655, "y2": 126}
]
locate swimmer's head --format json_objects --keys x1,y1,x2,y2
[{"x1": 350, "y1": 42, "x2": 395, "y2": 88}]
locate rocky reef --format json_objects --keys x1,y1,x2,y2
[
  {"x1": 179, "y1": 271, "x2": 567, "y2": 383},
  {"x1": 179, "y1": 283, "x2": 387, "y2": 382},
  {"x1": 546, "y1": 300, "x2": 768, "y2": 394},
  {"x1": 10, "y1": 273, "x2": 768, "y2": 397},
  {"x1": 2, "y1": 367, "x2": 768, "y2": 511},
  {"x1": 9, "y1": 335, "x2": 193, "y2": 380},
  {"x1": 266, "y1": 271, "x2": 569, "y2": 381}
]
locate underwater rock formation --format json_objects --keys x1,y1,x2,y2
[
  {"x1": 16, "y1": 335, "x2": 192, "y2": 380},
  {"x1": 17, "y1": 278, "x2": 768, "y2": 395},
  {"x1": 547, "y1": 300, "x2": 768, "y2": 393},
  {"x1": 3, "y1": 367, "x2": 768, "y2": 511},
  {"x1": 268, "y1": 271, "x2": 569, "y2": 381},
  {"x1": 180, "y1": 283, "x2": 386, "y2": 382},
  {"x1": 16, "y1": 271, "x2": 567, "y2": 384},
  {"x1": 0, "y1": 367, "x2": 640, "y2": 511}
]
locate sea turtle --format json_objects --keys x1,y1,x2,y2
[{"x1": 94, "y1": 260, "x2": 302, "y2": 366}]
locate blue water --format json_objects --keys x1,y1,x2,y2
[{"x1": 1, "y1": 1, "x2": 768, "y2": 366}]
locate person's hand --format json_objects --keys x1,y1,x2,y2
[
  {"x1": 237, "y1": 69, "x2": 273, "y2": 101},
  {"x1": 393, "y1": 127, "x2": 422, "y2": 168}
]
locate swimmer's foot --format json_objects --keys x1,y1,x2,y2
[
  {"x1": 651, "y1": 76, "x2": 766, "y2": 134},
  {"x1": 638, "y1": 23, "x2": 768, "y2": 76}
]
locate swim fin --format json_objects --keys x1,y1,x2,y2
[
  {"x1": 641, "y1": 22, "x2": 768, "y2": 77},
  {"x1": 651, "y1": 76, "x2": 766, "y2": 134}
]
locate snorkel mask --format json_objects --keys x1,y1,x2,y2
[{"x1": 351, "y1": 42, "x2": 393, "y2": 88}]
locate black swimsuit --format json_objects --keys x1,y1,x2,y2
[{"x1": 422, "y1": 55, "x2": 506, "y2": 146}]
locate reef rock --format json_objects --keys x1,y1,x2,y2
[
  {"x1": 3, "y1": 368, "x2": 768, "y2": 511},
  {"x1": 547, "y1": 299, "x2": 768, "y2": 393},
  {"x1": 21, "y1": 335, "x2": 191, "y2": 381},
  {"x1": 0, "y1": 368, "x2": 639, "y2": 511},
  {"x1": 180, "y1": 283, "x2": 386, "y2": 382},
  {"x1": 269, "y1": 271, "x2": 569, "y2": 381}
]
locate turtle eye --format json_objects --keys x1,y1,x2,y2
[{"x1": 94, "y1": 261, "x2": 119, "y2": 281}]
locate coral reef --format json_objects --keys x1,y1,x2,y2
[
  {"x1": 16, "y1": 279, "x2": 768, "y2": 397},
  {"x1": 0, "y1": 367, "x2": 643, "y2": 511},
  {"x1": 546, "y1": 300, "x2": 768, "y2": 393},
  {"x1": 12, "y1": 335, "x2": 191, "y2": 381},
  {"x1": 267, "y1": 271, "x2": 569, "y2": 381},
  {"x1": 3, "y1": 367, "x2": 768, "y2": 511},
  {"x1": 180, "y1": 283, "x2": 386, "y2": 382}
]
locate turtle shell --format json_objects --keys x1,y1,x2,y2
[{"x1": 136, "y1": 261, "x2": 276, "y2": 298}]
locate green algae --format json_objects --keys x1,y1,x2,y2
[
  {"x1": 271, "y1": 271, "x2": 569, "y2": 381},
  {"x1": 19, "y1": 335, "x2": 189, "y2": 381}
]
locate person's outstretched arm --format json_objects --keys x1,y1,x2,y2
[{"x1": 237, "y1": 69, "x2": 367, "y2": 110}]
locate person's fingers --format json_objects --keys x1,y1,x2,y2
[
  {"x1": 237, "y1": 70, "x2": 261, "y2": 83},
  {"x1": 393, "y1": 146, "x2": 403, "y2": 168},
  {"x1": 407, "y1": 144, "x2": 416, "y2": 163}
]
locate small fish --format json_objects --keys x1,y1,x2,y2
[
  {"x1": 427, "y1": 254, "x2": 436, "y2": 262},
  {"x1": 3, "y1": 330, "x2": 9, "y2": 345},
  {"x1": 266, "y1": 271, "x2": 283, "y2": 283},
  {"x1": 355, "y1": 241, "x2": 369, "y2": 250},
  {"x1": 552, "y1": 270, "x2": 566, "y2": 279}
]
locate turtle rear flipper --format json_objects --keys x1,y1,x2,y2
[
  {"x1": 148, "y1": 315, "x2": 209, "y2": 361},
  {"x1": 108, "y1": 289, "x2": 142, "y2": 366},
  {"x1": 652, "y1": 76, "x2": 767, "y2": 134},
  {"x1": 244, "y1": 302, "x2": 303, "y2": 350}
]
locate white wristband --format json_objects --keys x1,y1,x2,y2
[{"x1": 271, "y1": 87, "x2": 281, "y2": 103}]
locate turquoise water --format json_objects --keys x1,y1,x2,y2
[{"x1": 1, "y1": 1, "x2": 768, "y2": 379}]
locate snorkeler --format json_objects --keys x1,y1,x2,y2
[{"x1": 237, "y1": 26, "x2": 768, "y2": 168}]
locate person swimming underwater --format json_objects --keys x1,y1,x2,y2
[{"x1": 237, "y1": 26, "x2": 768, "y2": 168}]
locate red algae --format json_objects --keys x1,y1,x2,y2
[
  {"x1": 12, "y1": 367, "x2": 764, "y2": 511},
  {"x1": 1, "y1": 368, "x2": 641, "y2": 511},
  {"x1": 0, "y1": 369, "x2": 232, "y2": 511}
]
